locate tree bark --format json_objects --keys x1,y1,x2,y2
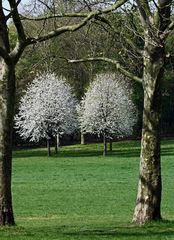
[
  {"x1": 55, "y1": 134, "x2": 60, "y2": 154},
  {"x1": 81, "y1": 132, "x2": 85, "y2": 145},
  {"x1": 103, "y1": 132, "x2": 107, "y2": 156},
  {"x1": 55, "y1": 136, "x2": 57, "y2": 154},
  {"x1": 47, "y1": 138, "x2": 51, "y2": 157},
  {"x1": 132, "y1": 34, "x2": 164, "y2": 224},
  {"x1": 109, "y1": 139, "x2": 113, "y2": 153},
  {"x1": 0, "y1": 60, "x2": 15, "y2": 225}
]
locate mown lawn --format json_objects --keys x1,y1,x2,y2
[{"x1": 1, "y1": 139, "x2": 174, "y2": 239}]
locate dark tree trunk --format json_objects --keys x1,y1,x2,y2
[
  {"x1": 103, "y1": 132, "x2": 107, "y2": 156},
  {"x1": 109, "y1": 139, "x2": 112, "y2": 153},
  {"x1": 0, "y1": 60, "x2": 15, "y2": 225},
  {"x1": 55, "y1": 136, "x2": 57, "y2": 154},
  {"x1": 47, "y1": 138, "x2": 51, "y2": 157},
  {"x1": 132, "y1": 35, "x2": 164, "y2": 224}
]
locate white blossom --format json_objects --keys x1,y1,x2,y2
[
  {"x1": 15, "y1": 72, "x2": 78, "y2": 142},
  {"x1": 78, "y1": 73, "x2": 137, "y2": 139}
]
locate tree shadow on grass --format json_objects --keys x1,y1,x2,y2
[
  {"x1": 13, "y1": 149, "x2": 49, "y2": 158},
  {"x1": 161, "y1": 147, "x2": 174, "y2": 157},
  {"x1": 63, "y1": 220, "x2": 174, "y2": 239},
  {"x1": 13, "y1": 142, "x2": 174, "y2": 159},
  {"x1": 13, "y1": 147, "x2": 141, "y2": 159},
  {"x1": 6, "y1": 220, "x2": 174, "y2": 239}
]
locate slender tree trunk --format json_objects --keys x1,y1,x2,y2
[
  {"x1": 0, "y1": 60, "x2": 15, "y2": 225},
  {"x1": 55, "y1": 136, "x2": 57, "y2": 154},
  {"x1": 132, "y1": 35, "x2": 164, "y2": 224},
  {"x1": 81, "y1": 132, "x2": 85, "y2": 145},
  {"x1": 103, "y1": 132, "x2": 107, "y2": 156},
  {"x1": 109, "y1": 139, "x2": 112, "y2": 153},
  {"x1": 47, "y1": 138, "x2": 51, "y2": 157},
  {"x1": 55, "y1": 134, "x2": 60, "y2": 154}
]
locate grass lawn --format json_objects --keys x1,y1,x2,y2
[{"x1": 1, "y1": 139, "x2": 174, "y2": 239}]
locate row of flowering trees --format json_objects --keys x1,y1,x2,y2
[{"x1": 15, "y1": 72, "x2": 137, "y2": 156}]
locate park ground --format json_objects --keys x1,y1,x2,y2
[{"x1": 1, "y1": 139, "x2": 174, "y2": 239}]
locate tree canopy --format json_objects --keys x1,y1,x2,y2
[
  {"x1": 15, "y1": 72, "x2": 78, "y2": 142},
  {"x1": 78, "y1": 73, "x2": 137, "y2": 154}
]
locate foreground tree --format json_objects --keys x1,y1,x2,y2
[
  {"x1": 78, "y1": 73, "x2": 137, "y2": 156},
  {"x1": 0, "y1": 0, "x2": 127, "y2": 225},
  {"x1": 69, "y1": 0, "x2": 174, "y2": 224},
  {"x1": 15, "y1": 72, "x2": 77, "y2": 156}
]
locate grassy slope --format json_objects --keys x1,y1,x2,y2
[{"x1": 1, "y1": 140, "x2": 174, "y2": 239}]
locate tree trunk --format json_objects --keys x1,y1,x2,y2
[
  {"x1": 55, "y1": 134, "x2": 60, "y2": 154},
  {"x1": 103, "y1": 132, "x2": 107, "y2": 156},
  {"x1": 55, "y1": 136, "x2": 57, "y2": 154},
  {"x1": 132, "y1": 35, "x2": 164, "y2": 224},
  {"x1": 0, "y1": 60, "x2": 15, "y2": 225},
  {"x1": 47, "y1": 138, "x2": 51, "y2": 157},
  {"x1": 81, "y1": 132, "x2": 85, "y2": 145},
  {"x1": 109, "y1": 139, "x2": 112, "y2": 153}
]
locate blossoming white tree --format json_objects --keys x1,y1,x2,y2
[
  {"x1": 78, "y1": 73, "x2": 137, "y2": 156},
  {"x1": 15, "y1": 72, "x2": 78, "y2": 156}
]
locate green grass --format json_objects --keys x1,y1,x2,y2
[{"x1": 1, "y1": 139, "x2": 174, "y2": 239}]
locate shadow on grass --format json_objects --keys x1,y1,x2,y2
[
  {"x1": 3, "y1": 220, "x2": 174, "y2": 239},
  {"x1": 161, "y1": 147, "x2": 174, "y2": 157},
  {"x1": 64, "y1": 229, "x2": 174, "y2": 238},
  {"x1": 14, "y1": 144, "x2": 174, "y2": 159},
  {"x1": 63, "y1": 220, "x2": 174, "y2": 238},
  {"x1": 13, "y1": 147, "x2": 141, "y2": 159}
]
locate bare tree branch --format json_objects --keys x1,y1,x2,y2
[
  {"x1": 136, "y1": 0, "x2": 152, "y2": 29},
  {"x1": 26, "y1": 0, "x2": 128, "y2": 45},
  {"x1": 155, "y1": 0, "x2": 172, "y2": 33},
  {"x1": 161, "y1": 16, "x2": 174, "y2": 39},
  {"x1": 68, "y1": 57, "x2": 142, "y2": 83},
  {"x1": 95, "y1": 15, "x2": 143, "y2": 56},
  {"x1": 20, "y1": 12, "x2": 89, "y2": 21},
  {"x1": 0, "y1": 1, "x2": 10, "y2": 52},
  {"x1": 26, "y1": 12, "x2": 97, "y2": 44},
  {"x1": 20, "y1": 0, "x2": 128, "y2": 21},
  {"x1": 6, "y1": 0, "x2": 22, "y2": 20},
  {"x1": 37, "y1": 0, "x2": 52, "y2": 11},
  {"x1": 8, "y1": 0, "x2": 26, "y2": 41}
]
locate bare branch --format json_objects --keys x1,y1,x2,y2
[
  {"x1": 0, "y1": 1, "x2": 10, "y2": 52},
  {"x1": 27, "y1": 12, "x2": 96, "y2": 44},
  {"x1": 95, "y1": 15, "x2": 143, "y2": 56},
  {"x1": 20, "y1": 12, "x2": 89, "y2": 21},
  {"x1": 6, "y1": 0, "x2": 22, "y2": 20},
  {"x1": 8, "y1": 0, "x2": 26, "y2": 41},
  {"x1": 68, "y1": 57, "x2": 142, "y2": 83},
  {"x1": 37, "y1": 0, "x2": 52, "y2": 11},
  {"x1": 155, "y1": 0, "x2": 172, "y2": 32},
  {"x1": 20, "y1": 0, "x2": 128, "y2": 21},
  {"x1": 162, "y1": 20, "x2": 174, "y2": 39},
  {"x1": 26, "y1": 0, "x2": 128, "y2": 45},
  {"x1": 136, "y1": 0, "x2": 152, "y2": 28}
]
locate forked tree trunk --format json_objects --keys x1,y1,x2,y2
[
  {"x1": 132, "y1": 36, "x2": 164, "y2": 224},
  {"x1": 0, "y1": 60, "x2": 15, "y2": 225}
]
